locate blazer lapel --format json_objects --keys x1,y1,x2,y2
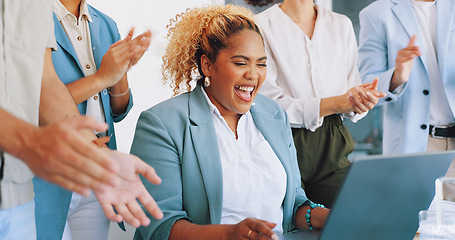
[
  {"x1": 250, "y1": 100, "x2": 292, "y2": 190},
  {"x1": 86, "y1": 8, "x2": 112, "y2": 128},
  {"x1": 436, "y1": 0, "x2": 455, "y2": 81},
  {"x1": 250, "y1": 98, "x2": 295, "y2": 230},
  {"x1": 188, "y1": 86, "x2": 223, "y2": 224},
  {"x1": 53, "y1": 14, "x2": 82, "y2": 71},
  {"x1": 392, "y1": 0, "x2": 429, "y2": 76},
  {"x1": 88, "y1": 7, "x2": 102, "y2": 69}
]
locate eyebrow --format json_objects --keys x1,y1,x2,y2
[{"x1": 231, "y1": 55, "x2": 267, "y2": 61}]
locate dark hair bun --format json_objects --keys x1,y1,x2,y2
[{"x1": 245, "y1": 0, "x2": 276, "y2": 7}]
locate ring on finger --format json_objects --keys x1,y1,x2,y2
[{"x1": 247, "y1": 229, "x2": 252, "y2": 238}]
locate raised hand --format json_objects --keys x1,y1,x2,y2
[
  {"x1": 128, "y1": 30, "x2": 152, "y2": 68},
  {"x1": 20, "y1": 116, "x2": 120, "y2": 196},
  {"x1": 95, "y1": 28, "x2": 152, "y2": 88},
  {"x1": 93, "y1": 149, "x2": 163, "y2": 228},
  {"x1": 391, "y1": 35, "x2": 421, "y2": 91}
]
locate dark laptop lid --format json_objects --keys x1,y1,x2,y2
[{"x1": 319, "y1": 151, "x2": 455, "y2": 240}]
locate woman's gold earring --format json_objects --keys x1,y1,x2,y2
[{"x1": 204, "y1": 76, "x2": 211, "y2": 87}]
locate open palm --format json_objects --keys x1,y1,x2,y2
[{"x1": 94, "y1": 148, "x2": 163, "y2": 227}]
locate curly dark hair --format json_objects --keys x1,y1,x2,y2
[{"x1": 245, "y1": 0, "x2": 276, "y2": 7}]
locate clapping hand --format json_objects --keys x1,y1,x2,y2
[
  {"x1": 348, "y1": 78, "x2": 386, "y2": 114},
  {"x1": 96, "y1": 28, "x2": 152, "y2": 89}
]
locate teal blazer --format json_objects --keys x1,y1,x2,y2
[
  {"x1": 131, "y1": 84, "x2": 310, "y2": 240},
  {"x1": 50, "y1": 5, "x2": 133, "y2": 150},
  {"x1": 33, "y1": 5, "x2": 131, "y2": 239}
]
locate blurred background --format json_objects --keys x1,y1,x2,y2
[{"x1": 88, "y1": 0, "x2": 377, "y2": 238}]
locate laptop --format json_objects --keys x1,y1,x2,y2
[{"x1": 280, "y1": 151, "x2": 455, "y2": 240}]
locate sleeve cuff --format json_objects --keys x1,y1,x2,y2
[{"x1": 303, "y1": 98, "x2": 324, "y2": 131}]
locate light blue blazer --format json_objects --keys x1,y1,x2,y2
[
  {"x1": 358, "y1": 0, "x2": 455, "y2": 154},
  {"x1": 33, "y1": 5, "x2": 131, "y2": 239},
  {"x1": 131, "y1": 84, "x2": 310, "y2": 240}
]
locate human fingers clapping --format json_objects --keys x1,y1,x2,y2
[
  {"x1": 96, "y1": 28, "x2": 139, "y2": 87},
  {"x1": 232, "y1": 218, "x2": 278, "y2": 240},
  {"x1": 350, "y1": 87, "x2": 377, "y2": 113},
  {"x1": 362, "y1": 79, "x2": 386, "y2": 97},
  {"x1": 128, "y1": 30, "x2": 152, "y2": 68},
  {"x1": 22, "y1": 116, "x2": 119, "y2": 196}
]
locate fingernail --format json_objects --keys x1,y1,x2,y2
[{"x1": 271, "y1": 233, "x2": 279, "y2": 240}]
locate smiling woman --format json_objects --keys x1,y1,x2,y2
[
  {"x1": 201, "y1": 30, "x2": 267, "y2": 137},
  {"x1": 130, "y1": 4, "x2": 330, "y2": 240}
]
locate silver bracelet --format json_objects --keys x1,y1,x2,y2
[{"x1": 108, "y1": 87, "x2": 130, "y2": 98}]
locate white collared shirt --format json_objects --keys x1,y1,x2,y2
[
  {"x1": 0, "y1": 0, "x2": 56, "y2": 209},
  {"x1": 201, "y1": 87, "x2": 287, "y2": 234},
  {"x1": 54, "y1": 0, "x2": 106, "y2": 131},
  {"x1": 412, "y1": 0, "x2": 454, "y2": 125},
  {"x1": 256, "y1": 4, "x2": 365, "y2": 131}
]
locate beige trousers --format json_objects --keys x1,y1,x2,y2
[{"x1": 426, "y1": 135, "x2": 455, "y2": 178}]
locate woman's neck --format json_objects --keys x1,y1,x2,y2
[
  {"x1": 222, "y1": 114, "x2": 241, "y2": 139},
  {"x1": 280, "y1": 0, "x2": 317, "y2": 39},
  {"x1": 280, "y1": 0, "x2": 316, "y2": 24},
  {"x1": 60, "y1": 0, "x2": 82, "y2": 18}
]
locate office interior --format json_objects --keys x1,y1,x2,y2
[{"x1": 84, "y1": 0, "x2": 441, "y2": 239}]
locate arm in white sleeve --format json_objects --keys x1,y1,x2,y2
[{"x1": 259, "y1": 35, "x2": 323, "y2": 131}]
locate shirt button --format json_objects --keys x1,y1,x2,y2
[
  {"x1": 102, "y1": 89, "x2": 108, "y2": 95},
  {"x1": 94, "y1": 95, "x2": 98, "y2": 100},
  {"x1": 385, "y1": 97, "x2": 392, "y2": 102},
  {"x1": 77, "y1": 36, "x2": 82, "y2": 41},
  {"x1": 423, "y1": 90, "x2": 429, "y2": 95},
  {"x1": 86, "y1": 64, "x2": 91, "y2": 69},
  {"x1": 421, "y1": 124, "x2": 427, "y2": 130}
]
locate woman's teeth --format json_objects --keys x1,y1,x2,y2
[{"x1": 237, "y1": 86, "x2": 254, "y2": 92}]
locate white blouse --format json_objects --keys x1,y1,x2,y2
[
  {"x1": 201, "y1": 88, "x2": 287, "y2": 234},
  {"x1": 256, "y1": 4, "x2": 365, "y2": 131}
]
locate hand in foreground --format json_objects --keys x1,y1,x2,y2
[
  {"x1": 96, "y1": 28, "x2": 152, "y2": 88},
  {"x1": 93, "y1": 149, "x2": 163, "y2": 228},
  {"x1": 348, "y1": 78, "x2": 386, "y2": 114},
  {"x1": 391, "y1": 35, "x2": 421, "y2": 91},
  {"x1": 230, "y1": 218, "x2": 279, "y2": 240},
  {"x1": 20, "y1": 116, "x2": 120, "y2": 196}
]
